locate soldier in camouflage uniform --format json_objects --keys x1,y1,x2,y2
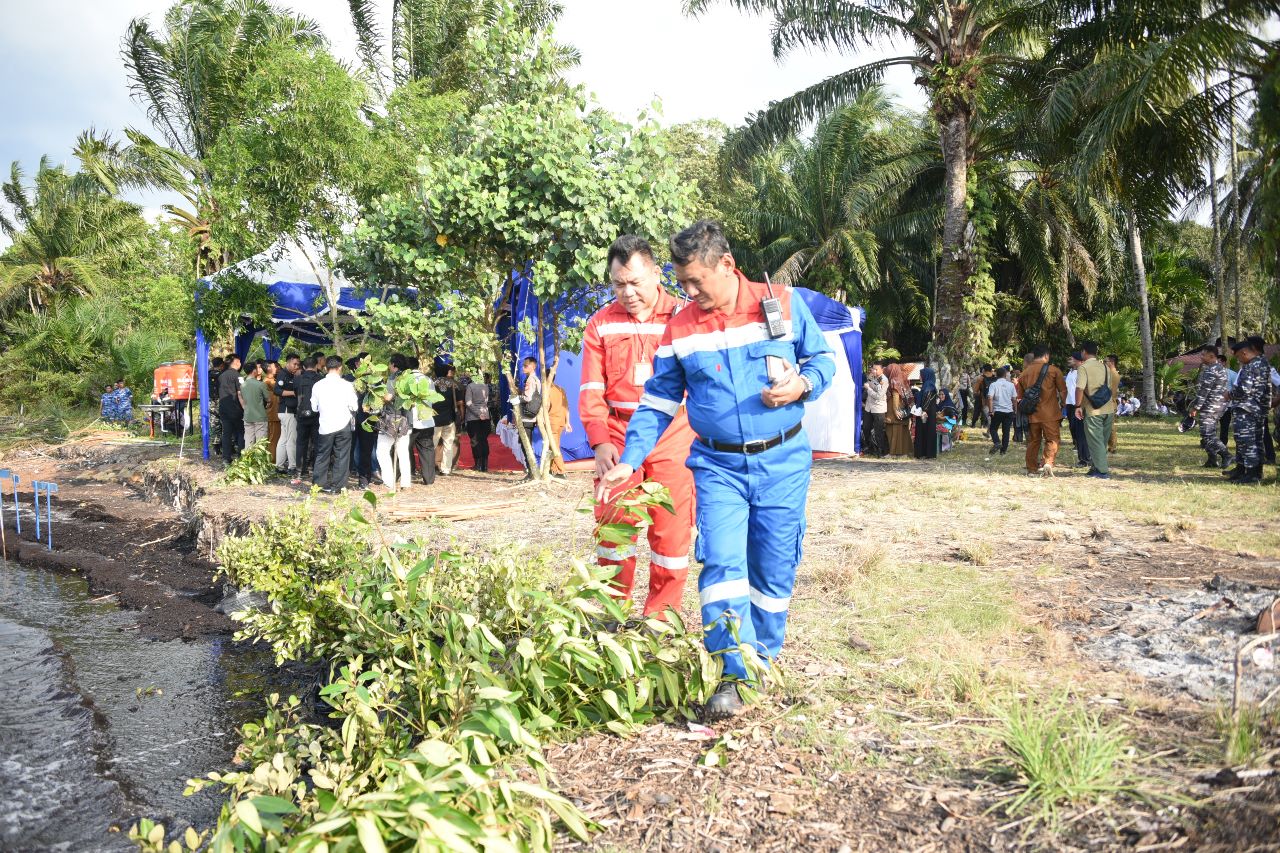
[
  {"x1": 1189, "y1": 345, "x2": 1230, "y2": 469},
  {"x1": 1225, "y1": 338, "x2": 1270, "y2": 484}
]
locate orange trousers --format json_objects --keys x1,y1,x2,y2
[
  {"x1": 594, "y1": 417, "x2": 695, "y2": 617},
  {"x1": 1026, "y1": 419, "x2": 1060, "y2": 472}
]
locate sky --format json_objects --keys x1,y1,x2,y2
[{"x1": 0, "y1": 0, "x2": 924, "y2": 242}]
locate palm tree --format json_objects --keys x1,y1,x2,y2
[
  {"x1": 346, "y1": 0, "x2": 571, "y2": 100},
  {"x1": 75, "y1": 0, "x2": 324, "y2": 277},
  {"x1": 685, "y1": 0, "x2": 1063, "y2": 381},
  {"x1": 741, "y1": 89, "x2": 937, "y2": 347},
  {"x1": 0, "y1": 159, "x2": 144, "y2": 315},
  {"x1": 1042, "y1": 0, "x2": 1274, "y2": 413}
]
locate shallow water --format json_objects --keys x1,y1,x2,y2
[{"x1": 0, "y1": 560, "x2": 305, "y2": 851}]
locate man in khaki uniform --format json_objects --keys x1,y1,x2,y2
[
  {"x1": 1074, "y1": 340, "x2": 1119, "y2": 479},
  {"x1": 1015, "y1": 345, "x2": 1067, "y2": 475}
]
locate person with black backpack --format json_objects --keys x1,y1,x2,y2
[
  {"x1": 1074, "y1": 340, "x2": 1119, "y2": 479},
  {"x1": 1016, "y1": 345, "x2": 1067, "y2": 476},
  {"x1": 292, "y1": 355, "x2": 323, "y2": 484}
]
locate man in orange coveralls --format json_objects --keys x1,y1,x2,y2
[{"x1": 580, "y1": 234, "x2": 696, "y2": 617}]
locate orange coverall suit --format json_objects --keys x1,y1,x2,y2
[{"x1": 580, "y1": 290, "x2": 696, "y2": 616}]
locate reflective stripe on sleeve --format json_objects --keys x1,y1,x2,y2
[
  {"x1": 638, "y1": 392, "x2": 679, "y2": 416},
  {"x1": 580, "y1": 382, "x2": 606, "y2": 391},
  {"x1": 700, "y1": 578, "x2": 750, "y2": 607},
  {"x1": 749, "y1": 587, "x2": 791, "y2": 613},
  {"x1": 605, "y1": 399, "x2": 639, "y2": 410}
]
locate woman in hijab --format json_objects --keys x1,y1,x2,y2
[
  {"x1": 914, "y1": 361, "x2": 939, "y2": 460},
  {"x1": 884, "y1": 362, "x2": 914, "y2": 457}
]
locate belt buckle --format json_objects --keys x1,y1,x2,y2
[{"x1": 743, "y1": 438, "x2": 769, "y2": 454}]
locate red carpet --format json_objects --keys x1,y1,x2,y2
[{"x1": 451, "y1": 432, "x2": 594, "y2": 473}]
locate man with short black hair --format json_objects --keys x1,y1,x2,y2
[
  {"x1": 311, "y1": 356, "x2": 357, "y2": 493},
  {"x1": 274, "y1": 353, "x2": 301, "y2": 474},
  {"x1": 986, "y1": 366, "x2": 1017, "y2": 455},
  {"x1": 217, "y1": 354, "x2": 245, "y2": 464},
  {"x1": 1189, "y1": 345, "x2": 1230, "y2": 469},
  {"x1": 1225, "y1": 338, "x2": 1269, "y2": 483},
  {"x1": 1075, "y1": 341, "x2": 1119, "y2": 478},
  {"x1": 293, "y1": 355, "x2": 323, "y2": 484},
  {"x1": 241, "y1": 361, "x2": 270, "y2": 446},
  {"x1": 598, "y1": 220, "x2": 835, "y2": 720},
  {"x1": 1016, "y1": 345, "x2": 1066, "y2": 475},
  {"x1": 580, "y1": 234, "x2": 697, "y2": 615},
  {"x1": 862, "y1": 361, "x2": 889, "y2": 457}
]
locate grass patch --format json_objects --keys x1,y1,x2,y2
[
  {"x1": 1214, "y1": 704, "x2": 1278, "y2": 766},
  {"x1": 958, "y1": 542, "x2": 994, "y2": 566},
  {"x1": 807, "y1": 543, "x2": 891, "y2": 598},
  {"x1": 994, "y1": 695, "x2": 1132, "y2": 827}
]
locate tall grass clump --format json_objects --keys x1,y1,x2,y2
[{"x1": 995, "y1": 695, "x2": 1132, "y2": 826}]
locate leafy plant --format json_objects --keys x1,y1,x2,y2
[
  {"x1": 160, "y1": 491, "x2": 721, "y2": 850},
  {"x1": 220, "y1": 439, "x2": 277, "y2": 486}
]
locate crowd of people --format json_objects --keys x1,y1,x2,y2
[
  {"x1": 860, "y1": 336, "x2": 1280, "y2": 483},
  {"x1": 207, "y1": 350, "x2": 578, "y2": 493}
]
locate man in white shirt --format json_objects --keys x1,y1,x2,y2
[
  {"x1": 1063, "y1": 352, "x2": 1089, "y2": 467},
  {"x1": 986, "y1": 366, "x2": 1017, "y2": 455},
  {"x1": 311, "y1": 355, "x2": 358, "y2": 493}
]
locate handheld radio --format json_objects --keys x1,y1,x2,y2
[{"x1": 761, "y1": 273, "x2": 786, "y2": 339}]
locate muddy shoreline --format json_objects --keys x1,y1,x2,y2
[{"x1": 1, "y1": 441, "x2": 237, "y2": 640}]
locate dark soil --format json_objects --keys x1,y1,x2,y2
[{"x1": 548, "y1": 714, "x2": 1002, "y2": 852}]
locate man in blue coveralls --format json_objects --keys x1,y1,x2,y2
[{"x1": 597, "y1": 220, "x2": 835, "y2": 720}]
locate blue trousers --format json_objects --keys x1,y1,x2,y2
[{"x1": 689, "y1": 430, "x2": 811, "y2": 681}]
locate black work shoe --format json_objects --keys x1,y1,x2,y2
[
  {"x1": 1218, "y1": 451, "x2": 1232, "y2": 469},
  {"x1": 1223, "y1": 465, "x2": 1244, "y2": 480},
  {"x1": 703, "y1": 682, "x2": 745, "y2": 722},
  {"x1": 1236, "y1": 466, "x2": 1262, "y2": 485},
  {"x1": 1203, "y1": 454, "x2": 1218, "y2": 468}
]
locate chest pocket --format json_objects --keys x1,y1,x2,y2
[
  {"x1": 604, "y1": 346, "x2": 630, "y2": 389},
  {"x1": 683, "y1": 351, "x2": 737, "y2": 411},
  {"x1": 748, "y1": 340, "x2": 796, "y2": 387}
]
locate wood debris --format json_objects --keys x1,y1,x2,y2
[{"x1": 379, "y1": 498, "x2": 520, "y2": 522}]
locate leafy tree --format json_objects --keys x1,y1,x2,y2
[
  {"x1": 0, "y1": 159, "x2": 145, "y2": 314},
  {"x1": 205, "y1": 42, "x2": 373, "y2": 351},
  {"x1": 1044, "y1": 0, "x2": 1276, "y2": 412},
  {"x1": 76, "y1": 0, "x2": 325, "y2": 276},
  {"x1": 345, "y1": 10, "x2": 690, "y2": 479},
  {"x1": 686, "y1": 0, "x2": 1061, "y2": 381},
  {"x1": 346, "y1": 0, "x2": 572, "y2": 100}
]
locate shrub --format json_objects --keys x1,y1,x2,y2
[
  {"x1": 159, "y1": 491, "x2": 721, "y2": 851},
  {"x1": 220, "y1": 440, "x2": 278, "y2": 486}
]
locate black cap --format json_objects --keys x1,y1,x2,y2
[{"x1": 1230, "y1": 339, "x2": 1249, "y2": 352}]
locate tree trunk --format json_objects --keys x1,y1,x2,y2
[
  {"x1": 1128, "y1": 215, "x2": 1159, "y2": 415},
  {"x1": 1228, "y1": 75, "x2": 1242, "y2": 339},
  {"x1": 1059, "y1": 261, "x2": 1075, "y2": 347},
  {"x1": 1207, "y1": 120, "x2": 1226, "y2": 345},
  {"x1": 932, "y1": 108, "x2": 973, "y2": 390}
]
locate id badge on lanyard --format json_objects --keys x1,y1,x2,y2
[{"x1": 634, "y1": 362, "x2": 653, "y2": 386}]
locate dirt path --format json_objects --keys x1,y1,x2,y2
[{"x1": 3, "y1": 422, "x2": 1279, "y2": 850}]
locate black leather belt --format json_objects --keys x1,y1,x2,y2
[{"x1": 698, "y1": 422, "x2": 802, "y2": 455}]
